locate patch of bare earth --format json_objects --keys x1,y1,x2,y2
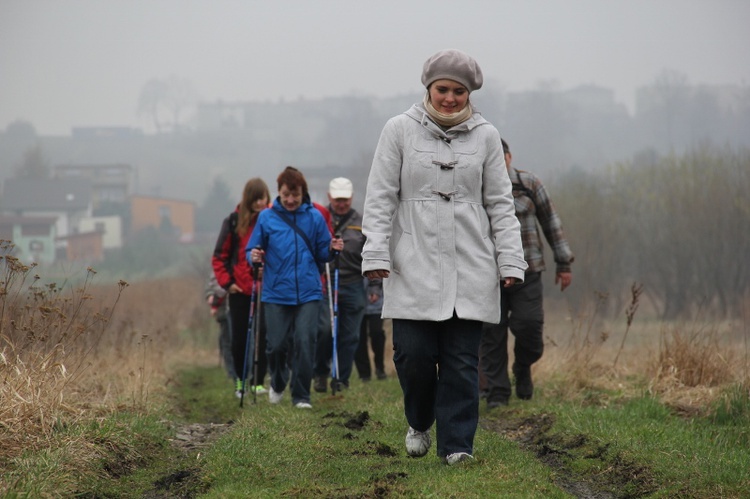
[
  {"x1": 139, "y1": 421, "x2": 231, "y2": 498},
  {"x1": 481, "y1": 411, "x2": 658, "y2": 499}
]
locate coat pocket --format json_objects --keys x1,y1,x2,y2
[
  {"x1": 391, "y1": 229, "x2": 411, "y2": 274},
  {"x1": 451, "y1": 134, "x2": 478, "y2": 157}
]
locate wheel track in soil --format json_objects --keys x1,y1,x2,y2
[{"x1": 480, "y1": 411, "x2": 659, "y2": 499}]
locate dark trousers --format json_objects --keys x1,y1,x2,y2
[
  {"x1": 479, "y1": 272, "x2": 544, "y2": 402},
  {"x1": 313, "y1": 280, "x2": 366, "y2": 385},
  {"x1": 354, "y1": 314, "x2": 385, "y2": 379},
  {"x1": 393, "y1": 315, "x2": 482, "y2": 458},
  {"x1": 264, "y1": 301, "x2": 319, "y2": 404},
  {"x1": 313, "y1": 288, "x2": 332, "y2": 377},
  {"x1": 228, "y1": 292, "x2": 268, "y2": 386},
  {"x1": 216, "y1": 312, "x2": 236, "y2": 379}
]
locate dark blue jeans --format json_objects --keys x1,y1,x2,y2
[
  {"x1": 479, "y1": 271, "x2": 544, "y2": 402},
  {"x1": 393, "y1": 315, "x2": 482, "y2": 457},
  {"x1": 314, "y1": 280, "x2": 366, "y2": 385},
  {"x1": 264, "y1": 301, "x2": 319, "y2": 405}
]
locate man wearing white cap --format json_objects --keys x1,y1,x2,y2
[{"x1": 313, "y1": 177, "x2": 371, "y2": 392}]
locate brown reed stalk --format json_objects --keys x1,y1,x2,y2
[{"x1": 613, "y1": 282, "x2": 643, "y2": 368}]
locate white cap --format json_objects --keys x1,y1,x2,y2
[{"x1": 328, "y1": 177, "x2": 353, "y2": 199}]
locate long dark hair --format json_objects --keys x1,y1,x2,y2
[{"x1": 237, "y1": 177, "x2": 270, "y2": 237}]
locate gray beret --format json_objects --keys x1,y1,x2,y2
[{"x1": 421, "y1": 49, "x2": 484, "y2": 92}]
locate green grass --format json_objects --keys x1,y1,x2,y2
[
  {"x1": 552, "y1": 395, "x2": 750, "y2": 496},
  {"x1": 181, "y1": 367, "x2": 568, "y2": 498},
  {"x1": 1, "y1": 410, "x2": 184, "y2": 498},
  {"x1": 4, "y1": 365, "x2": 750, "y2": 498}
]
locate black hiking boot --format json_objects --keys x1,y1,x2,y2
[
  {"x1": 513, "y1": 363, "x2": 533, "y2": 400},
  {"x1": 487, "y1": 398, "x2": 509, "y2": 409},
  {"x1": 313, "y1": 376, "x2": 328, "y2": 393},
  {"x1": 331, "y1": 379, "x2": 349, "y2": 392}
]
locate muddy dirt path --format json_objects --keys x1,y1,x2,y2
[{"x1": 482, "y1": 411, "x2": 658, "y2": 499}]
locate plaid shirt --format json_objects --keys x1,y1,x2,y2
[{"x1": 509, "y1": 167, "x2": 574, "y2": 274}]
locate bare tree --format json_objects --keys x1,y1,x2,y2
[
  {"x1": 13, "y1": 144, "x2": 50, "y2": 178},
  {"x1": 137, "y1": 76, "x2": 196, "y2": 133},
  {"x1": 137, "y1": 78, "x2": 168, "y2": 133}
]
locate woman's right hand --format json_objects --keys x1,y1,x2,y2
[
  {"x1": 364, "y1": 269, "x2": 390, "y2": 279},
  {"x1": 250, "y1": 248, "x2": 264, "y2": 263}
]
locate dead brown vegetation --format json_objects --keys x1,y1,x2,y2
[
  {"x1": 1, "y1": 240, "x2": 207, "y2": 465},
  {"x1": 2, "y1": 237, "x2": 749, "y2": 491}
]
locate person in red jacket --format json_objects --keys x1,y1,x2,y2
[{"x1": 212, "y1": 177, "x2": 270, "y2": 398}]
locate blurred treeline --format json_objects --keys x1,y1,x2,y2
[
  {"x1": 548, "y1": 143, "x2": 749, "y2": 320},
  {"x1": 1, "y1": 73, "x2": 748, "y2": 209}
]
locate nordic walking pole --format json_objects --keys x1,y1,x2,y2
[
  {"x1": 325, "y1": 261, "x2": 334, "y2": 394},
  {"x1": 251, "y1": 252, "x2": 263, "y2": 405},
  {"x1": 240, "y1": 276, "x2": 258, "y2": 409},
  {"x1": 331, "y1": 233, "x2": 341, "y2": 395}
]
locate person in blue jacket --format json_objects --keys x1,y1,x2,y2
[{"x1": 248, "y1": 166, "x2": 343, "y2": 409}]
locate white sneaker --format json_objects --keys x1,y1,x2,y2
[
  {"x1": 445, "y1": 452, "x2": 474, "y2": 465},
  {"x1": 405, "y1": 427, "x2": 431, "y2": 457},
  {"x1": 294, "y1": 402, "x2": 312, "y2": 409},
  {"x1": 269, "y1": 387, "x2": 283, "y2": 404}
]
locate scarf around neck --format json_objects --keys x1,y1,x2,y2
[{"x1": 423, "y1": 93, "x2": 473, "y2": 127}]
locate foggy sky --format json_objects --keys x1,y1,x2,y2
[{"x1": 1, "y1": 0, "x2": 748, "y2": 136}]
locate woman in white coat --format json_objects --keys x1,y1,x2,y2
[{"x1": 361, "y1": 49, "x2": 527, "y2": 465}]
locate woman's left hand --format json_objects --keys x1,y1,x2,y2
[{"x1": 503, "y1": 277, "x2": 517, "y2": 288}]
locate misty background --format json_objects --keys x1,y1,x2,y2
[{"x1": 1, "y1": 0, "x2": 749, "y2": 320}]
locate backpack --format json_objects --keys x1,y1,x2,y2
[
  {"x1": 227, "y1": 211, "x2": 240, "y2": 269},
  {"x1": 511, "y1": 170, "x2": 536, "y2": 208}
]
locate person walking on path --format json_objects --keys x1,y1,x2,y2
[
  {"x1": 204, "y1": 271, "x2": 235, "y2": 380},
  {"x1": 361, "y1": 49, "x2": 527, "y2": 465},
  {"x1": 248, "y1": 166, "x2": 343, "y2": 409},
  {"x1": 354, "y1": 276, "x2": 386, "y2": 382},
  {"x1": 479, "y1": 139, "x2": 574, "y2": 408},
  {"x1": 212, "y1": 178, "x2": 270, "y2": 398},
  {"x1": 313, "y1": 177, "x2": 368, "y2": 392}
]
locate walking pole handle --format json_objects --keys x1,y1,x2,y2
[
  {"x1": 252, "y1": 245, "x2": 263, "y2": 277},
  {"x1": 333, "y1": 233, "x2": 342, "y2": 262}
]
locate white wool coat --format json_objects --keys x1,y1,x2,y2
[{"x1": 361, "y1": 104, "x2": 527, "y2": 323}]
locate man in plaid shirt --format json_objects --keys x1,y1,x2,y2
[{"x1": 479, "y1": 139, "x2": 574, "y2": 408}]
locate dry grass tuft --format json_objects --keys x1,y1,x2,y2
[
  {"x1": 538, "y1": 285, "x2": 748, "y2": 411},
  {"x1": 1, "y1": 240, "x2": 208, "y2": 466},
  {"x1": 650, "y1": 322, "x2": 737, "y2": 389}
]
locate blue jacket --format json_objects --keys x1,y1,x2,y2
[{"x1": 247, "y1": 196, "x2": 332, "y2": 305}]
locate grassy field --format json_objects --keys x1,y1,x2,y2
[{"x1": 1, "y1": 255, "x2": 749, "y2": 497}]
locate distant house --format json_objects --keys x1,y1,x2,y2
[
  {"x1": 0, "y1": 177, "x2": 94, "y2": 258},
  {"x1": 0, "y1": 215, "x2": 57, "y2": 264},
  {"x1": 78, "y1": 215, "x2": 123, "y2": 250},
  {"x1": 54, "y1": 163, "x2": 137, "y2": 210},
  {"x1": 130, "y1": 195, "x2": 195, "y2": 242},
  {"x1": 56, "y1": 230, "x2": 105, "y2": 263}
]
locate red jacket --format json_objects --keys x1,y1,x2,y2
[
  {"x1": 313, "y1": 202, "x2": 333, "y2": 235},
  {"x1": 212, "y1": 208, "x2": 260, "y2": 295}
]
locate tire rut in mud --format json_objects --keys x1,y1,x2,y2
[
  {"x1": 481, "y1": 411, "x2": 659, "y2": 499},
  {"x1": 140, "y1": 422, "x2": 231, "y2": 498}
]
